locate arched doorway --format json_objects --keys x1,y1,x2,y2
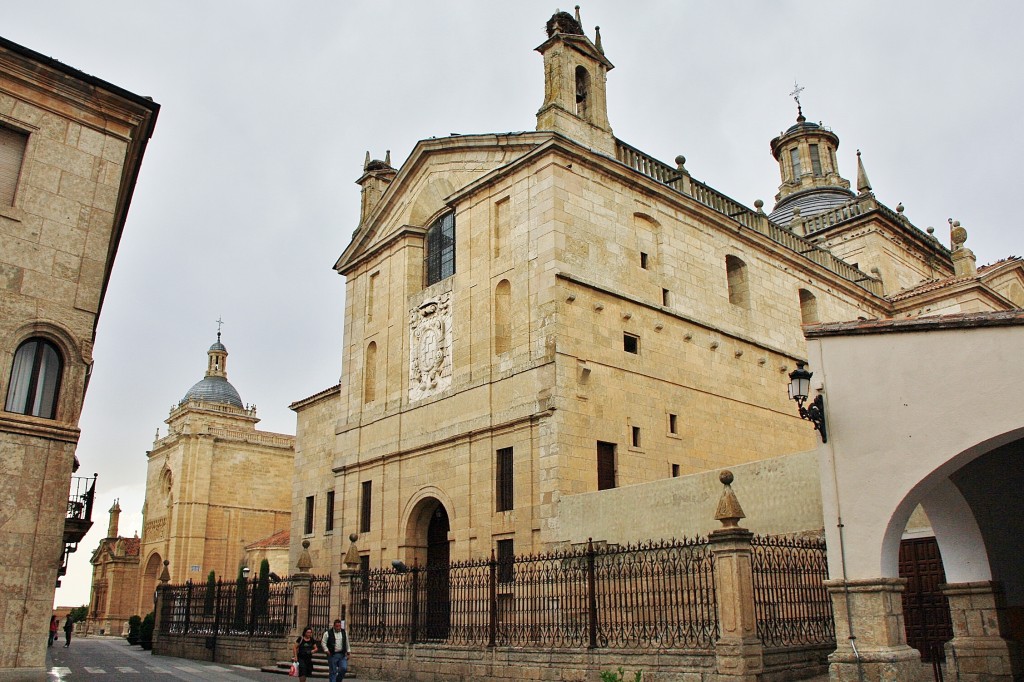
[
  {"x1": 422, "y1": 504, "x2": 450, "y2": 640},
  {"x1": 140, "y1": 552, "x2": 163, "y2": 615}
]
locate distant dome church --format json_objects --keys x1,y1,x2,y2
[{"x1": 93, "y1": 332, "x2": 296, "y2": 618}]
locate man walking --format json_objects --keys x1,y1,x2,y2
[{"x1": 321, "y1": 618, "x2": 350, "y2": 682}]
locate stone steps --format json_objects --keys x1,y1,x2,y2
[{"x1": 260, "y1": 651, "x2": 354, "y2": 678}]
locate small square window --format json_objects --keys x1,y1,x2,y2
[
  {"x1": 669, "y1": 413, "x2": 678, "y2": 434},
  {"x1": 631, "y1": 426, "x2": 641, "y2": 448},
  {"x1": 640, "y1": 252, "x2": 649, "y2": 269},
  {"x1": 672, "y1": 464, "x2": 680, "y2": 478},
  {"x1": 623, "y1": 333, "x2": 639, "y2": 354}
]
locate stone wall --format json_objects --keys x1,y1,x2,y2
[{"x1": 548, "y1": 450, "x2": 823, "y2": 545}]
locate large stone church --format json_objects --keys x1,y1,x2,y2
[
  {"x1": 132, "y1": 335, "x2": 294, "y2": 615},
  {"x1": 289, "y1": 9, "x2": 1023, "y2": 587}
]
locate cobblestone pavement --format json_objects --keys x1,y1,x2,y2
[{"x1": 43, "y1": 636, "x2": 381, "y2": 680}]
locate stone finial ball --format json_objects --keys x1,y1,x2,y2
[
  {"x1": 675, "y1": 155, "x2": 686, "y2": 166},
  {"x1": 754, "y1": 199, "x2": 764, "y2": 209},
  {"x1": 163, "y1": 559, "x2": 169, "y2": 567},
  {"x1": 302, "y1": 540, "x2": 310, "y2": 549},
  {"x1": 720, "y1": 470, "x2": 734, "y2": 485},
  {"x1": 349, "y1": 533, "x2": 359, "y2": 543}
]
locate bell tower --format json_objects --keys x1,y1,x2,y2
[{"x1": 536, "y1": 8, "x2": 615, "y2": 155}]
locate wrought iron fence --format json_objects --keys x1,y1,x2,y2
[
  {"x1": 159, "y1": 576, "x2": 294, "y2": 637},
  {"x1": 350, "y1": 537, "x2": 718, "y2": 650},
  {"x1": 307, "y1": 575, "x2": 333, "y2": 635},
  {"x1": 751, "y1": 534, "x2": 835, "y2": 647}
]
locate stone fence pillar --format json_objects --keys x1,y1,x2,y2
[
  {"x1": 942, "y1": 581, "x2": 1023, "y2": 681},
  {"x1": 336, "y1": 534, "x2": 361, "y2": 626},
  {"x1": 825, "y1": 577, "x2": 922, "y2": 681},
  {"x1": 151, "y1": 560, "x2": 171, "y2": 649},
  {"x1": 290, "y1": 540, "x2": 314, "y2": 639},
  {"x1": 709, "y1": 471, "x2": 763, "y2": 682}
]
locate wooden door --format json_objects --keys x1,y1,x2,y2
[{"x1": 899, "y1": 537, "x2": 953, "y2": 662}]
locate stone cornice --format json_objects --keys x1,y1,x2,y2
[
  {"x1": 0, "y1": 413, "x2": 80, "y2": 443},
  {"x1": 290, "y1": 383, "x2": 342, "y2": 412}
]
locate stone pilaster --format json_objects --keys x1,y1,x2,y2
[
  {"x1": 942, "y1": 581, "x2": 1023, "y2": 681},
  {"x1": 709, "y1": 471, "x2": 763, "y2": 682},
  {"x1": 825, "y1": 578, "x2": 923, "y2": 682}
]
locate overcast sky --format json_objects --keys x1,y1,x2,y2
[{"x1": 5, "y1": 1, "x2": 1021, "y2": 607}]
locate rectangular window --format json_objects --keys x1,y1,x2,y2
[
  {"x1": 809, "y1": 144, "x2": 823, "y2": 177},
  {"x1": 367, "y1": 272, "x2": 379, "y2": 322},
  {"x1": 597, "y1": 441, "x2": 616, "y2": 490},
  {"x1": 631, "y1": 426, "x2": 641, "y2": 448},
  {"x1": 359, "y1": 555, "x2": 370, "y2": 590},
  {"x1": 672, "y1": 464, "x2": 680, "y2": 477},
  {"x1": 360, "y1": 481, "x2": 372, "y2": 533},
  {"x1": 662, "y1": 288, "x2": 671, "y2": 307},
  {"x1": 0, "y1": 125, "x2": 28, "y2": 206},
  {"x1": 325, "y1": 490, "x2": 335, "y2": 533},
  {"x1": 789, "y1": 147, "x2": 801, "y2": 177},
  {"x1": 496, "y1": 447, "x2": 514, "y2": 512},
  {"x1": 304, "y1": 496, "x2": 314, "y2": 535},
  {"x1": 669, "y1": 413, "x2": 678, "y2": 434},
  {"x1": 497, "y1": 539, "x2": 515, "y2": 583},
  {"x1": 623, "y1": 333, "x2": 639, "y2": 354},
  {"x1": 640, "y1": 252, "x2": 649, "y2": 269}
]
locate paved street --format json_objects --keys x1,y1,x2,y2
[{"x1": 46, "y1": 636, "x2": 296, "y2": 680}]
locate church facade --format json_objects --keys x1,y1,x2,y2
[
  {"x1": 86, "y1": 501, "x2": 140, "y2": 636},
  {"x1": 290, "y1": 8, "x2": 1022, "y2": 621},
  {"x1": 0, "y1": 35, "x2": 158, "y2": 678}
]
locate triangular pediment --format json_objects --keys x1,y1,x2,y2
[{"x1": 335, "y1": 132, "x2": 552, "y2": 274}]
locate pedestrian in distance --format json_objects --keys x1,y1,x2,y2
[
  {"x1": 292, "y1": 626, "x2": 322, "y2": 681},
  {"x1": 63, "y1": 615, "x2": 73, "y2": 647},
  {"x1": 321, "y1": 618, "x2": 351, "y2": 682},
  {"x1": 48, "y1": 615, "x2": 58, "y2": 647}
]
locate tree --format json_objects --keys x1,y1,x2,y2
[
  {"x1": 68, "y1": 605, "x2": 89, "y2": 623},
  {"x1": 203, "y1": 570, "x2": 216, "y2": 616},
  {"x1": 233, "y1": 566, "x2": 247, "y2": 631},
  {"x1": 254, "y1": 559, "x2": 270, "y2": 618}
]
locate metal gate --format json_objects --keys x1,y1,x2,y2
[{"x1": 899, "y1": 537, "x2": 953, "y2": 663}]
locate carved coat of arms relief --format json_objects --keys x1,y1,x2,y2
[{"x1": 409, "y1": 292, "x2": 452, "y2": 401}]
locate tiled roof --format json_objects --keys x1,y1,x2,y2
[
  {"x1": 246, "y1": 529, "x2": 289, "y2": 550},
  {"x1": 887, "y1": 275, "x2": 976, "y2": 302},
  {"x1": 120, "y1": 536, "x2": 141, "y2": 557},
  {"x1": 805, "y1": 310, "x2": 1024, "y2": 338},
  {"x1": 977, "y1": 255, "x2": 1022, "y2": 274}
]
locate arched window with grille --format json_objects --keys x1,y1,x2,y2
[
  {"x1": 424, "y1": 212, "x2": 455, "y2": 286},
  {"x1": 5, "y1": 337, "x2": 63, "y2": 419}
]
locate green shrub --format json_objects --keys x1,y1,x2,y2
[
  {"x1": 204, "y1": 570, "x2": 216, "y2": 615},
  {"x1": 139, "y1": 611, "x2": 155, "y2": 650},
  {"x1": 600, "y1": 668, "x2": 642, "y2": 682},
  {"x1": 126, "y1": 615, "x2": 142, "y2": 645}
]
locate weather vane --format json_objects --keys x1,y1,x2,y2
[{"x1": 790, "y1": 80, "x2": 805, "y2": 118}]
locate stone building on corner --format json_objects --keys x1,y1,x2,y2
[
  {"x1": 0, "y1": 35, "x2": 158, "y2": 679},
  {"x1": 86, "y1": 501, "x2": 140, "y2": 637},
  {"x1": 289, "y1": 9, "x2": 1023, "y2": 577},
  {"x1": 133, "y1": 336, "x2": 294, "y2": 616}
]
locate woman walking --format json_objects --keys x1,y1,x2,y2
[
  {"x1": 48, "y1": 615, "x2": 58, "y2": 647},
  {"x1": 292, "y1": 626, "x2": 322, "y2": 681}
]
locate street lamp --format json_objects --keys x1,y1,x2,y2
[
  {"x1": 788, "y1": 361, "x2": 827, "y2": 443},
  {"x1": 241, "y1": 566, "x2": 250, "y2": 580}
]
